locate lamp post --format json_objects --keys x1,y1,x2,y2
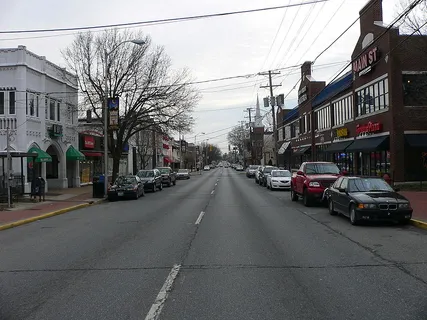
[
  {"x1": 194, "y1": 132, "x2": 205, "y2": 173},
  {"x1": 103, "y1": 39, "x2": 145, "y2": 195}
]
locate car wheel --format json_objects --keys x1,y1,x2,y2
[
  {"x1": 328, "y1": 199, "x2": 337, "y2": 216},
  {"x1": 134, "y1": 191, "x2": 139, "y2": 200},
  {"x1": 267, "y1": 183, "x2": 270, "y2": 189},
  {"x1": 270, "y1": 183, "x2": 274, "y2": 191},
  {"x1": 349, "y1": 204, "x2": 359, "y2": 225},
  {"x1": 173, "y1": 180, "x2": 176, "y2": 186},
  {"x1": 159, "y1": 183, "x2": 163, "y2": 190},
  {"x1": 152, "y1": 184, "x2": 156, "y2": 192},
  {"x1": 168, "y1": 179, "x2": 172, "y2": 187},
  {"x1": 303, "y1": 188, "x2": 311, "y2": 207},
  {"x1": 290, "y1": 186, "x2": 298, "y2": 201}
]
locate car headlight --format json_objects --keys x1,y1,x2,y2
[
  {"x1": 399, "y1": 203, "x2": 411, "y2": 209},
  {"x1": 357, "y1": 203, "x2": 377, "y2": 209},
  {"x1": 309, "y1": 181, "x2": 320, "y2": 187}
]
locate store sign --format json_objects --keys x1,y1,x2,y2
[
  {"x1": 356, "y1": 121, "x2": 382, "y2": 135},
  {"x1": 298, "y1": 86, "x2": 308, "y2": 105},
  {"x1": 336, "y1": 127, "x2": 349, "y2": 138},
  {"x1": 84, "y1": 136, "x2": 95, "y2": 149},
  {"x1": 353, "y1": 47, "x2": 379, "y2": 76}
]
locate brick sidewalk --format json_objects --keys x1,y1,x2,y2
[
  {"x1": 0, "y1": 191, "x2": 100, "y2": 227},
  {"x1": 400, "y1": 191, "x2": 427, "y2": 222}
]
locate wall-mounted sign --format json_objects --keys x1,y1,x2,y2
[
  {"x1": 353, "y1": 47, "x2": 379, "y2": 76},
  {"x1": 108, "y1": 97, "x2": 119, "y2": 130},
  {"x1": 336, "y1": 127, "x2": 349, "y2": 138},
  {"x1": 84, "y1": 136, "x2": 95, "y2": 149},
  {"x1": 356, "y1": 121, "x2": 382, "y2": 135},
  {"x1": 298, "y1": 86, "x2": 308, "y2": 105},
  {"x1": 49, "y1": 124, "x2": 63, "y2": 138}
]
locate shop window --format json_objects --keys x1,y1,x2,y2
[
  {"x1": 334, "y1": 152, "x2": 354, "y2": 175},
  {"x1": 333, "y1": 95, "x2": 353, "y2": 126},
  {"x1": 403, "y1": 74, "x2": 427, "y2": 106},
  {"x1": 357, "y1": 151, "x2": 390, "y2": 176},
  {"x1": 356, "y1": 78, "x2": 389, "y2": 116}
]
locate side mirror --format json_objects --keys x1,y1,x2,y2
[
  {"x1": 297, "y1": 170, "x2": 305, "y2": 176},
  {"x1": 338, "y1": 187, "x2": 347, "y2": 193}
]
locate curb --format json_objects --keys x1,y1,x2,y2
[
  {"x1": 409, "y1": 218, "x2": 427, "y2": 230},
  {"x1": 0, "y1": 198, "x2": 105, "y2": 232}
]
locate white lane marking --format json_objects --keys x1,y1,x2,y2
[
  {"x1": 195, "y1": 211, "x2": 205, "y2": 225},
  {"x1": 211, "y1": 190, "x2": 215, "y2": 195},
  {"x1": 215, "y1": 183, "x2": 218, "y2": 186},
  {"x1": 144, "y1": 264, "x2": 181, "y2": 320}
]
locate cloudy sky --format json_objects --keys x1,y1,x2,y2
[{"x1": 1, "y1": 0, "x2": 401, "y2": 152}]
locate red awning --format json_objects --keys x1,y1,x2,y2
[
  {"x1": 164, "y1": 157, "x2": 172, "y2": 163},
  {"x1": 83, "y1": 152, "x2": 103, "y2": 157}
]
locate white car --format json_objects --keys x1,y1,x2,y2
[
  {"x1": 267, "y1": 170, "x2": 292, "y2": 190},
  {"x1": 203, "y1": 165, "x2": 210, "y2": 171}
]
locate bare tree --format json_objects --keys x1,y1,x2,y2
[
  {"x1": 63, "y1": 29, "x2": 199, "y2": 180},
  {"x1": 398, "y1": 0, "x2": 427, "y2": 35},
  {"x1": 227, "y1": 125, "x2": 249, "y2": 154},
  {"x1": 134, "y1": 130, "x2": 152, "y2": 169}
]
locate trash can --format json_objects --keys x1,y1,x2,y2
[{"x1": 92, "y1": 175, "x2": 105, "y2": 198}]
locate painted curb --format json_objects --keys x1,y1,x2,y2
[
  {"x1": 0, "y1": 198, "x2": 105, "y2": 232},
  {"x1": 409, "y1": 219, "x2": 427, "y2": 230}
]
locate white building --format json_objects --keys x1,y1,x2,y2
[{"x1": 0, "y1": 45, "x2": 81, "y2": 191}]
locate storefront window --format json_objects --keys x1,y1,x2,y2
[
  {"x1": 333, "y1": 152, "x2": 354, "y2": 174},
  {"x1": 357, "y1": 151, "x2": 390, "y2": 176}
]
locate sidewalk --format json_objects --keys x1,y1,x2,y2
[
  {"x1": 399, "y1": 191, "x2": 427, "y2": 223},
  {"x1": 0, "y1": 186, "x2": 103, "y2": 228}
]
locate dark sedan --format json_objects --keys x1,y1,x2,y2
[
  {"x1": 137, "y1": 169, "x2": 163, "y2": 192},
  {"x1": 325, "y1": 176, "x2": 413, "y2": 225},
  {"x1": 107, "y1": 175, "x2": 145, "y2": 201}
]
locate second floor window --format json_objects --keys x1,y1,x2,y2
[
  {"x1": 356, "y1": 78, "x2": 388, "y2": 116},
  {"x1": 9, "y1": 92, "x2": 15, "y2": 114},
  {"x1": 316, "y1": 105, "x2": 331, "y2": 130},
  {"x1": 333, "y1": 95, "x2": 353, "y2": 126},
  {"x1": 57, "y1": 102, "x2": 60, "y2": 122},
  {"x1": 50, "y1": 100, "x2": 55, "y2": 120},
  {"x1": 0, "y1": 92, "x2": 4, "y2": 114}
]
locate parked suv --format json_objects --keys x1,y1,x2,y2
[
  {"x1": 156, "y1": 167, "x2": 177, "y2": 187},
  {"x1": 290, "y1": 162, "x2": 342, "y2": 206}
]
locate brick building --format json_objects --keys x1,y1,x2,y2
[{"x1": 280, "y1": 0, "x2": 427, "y2": 182}]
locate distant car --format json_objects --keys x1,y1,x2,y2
[
  {"x1": 137, "y1": 169, "x2": 163, "y2": 192},
  {"x1": 177, "y1": 169, "x2": 190, "y2": 179},
  {"x1": 236, "y1": 165, "x2": 244, "y2": 171},
  {"x1": 267, "y1": 170, "x2": 292, "y2": 190},
  {"x1": 108, "y1": 175, "x2": 145, "y2": 201},
  {"x1": 203, "y1": 165, "x2": 210, "y2": 171},
  {"x1": 246, "y1": 165, "x2": 259, "y2": 177}
]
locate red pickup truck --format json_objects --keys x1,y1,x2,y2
[{"x1": 290, "y1": 162, "x2": 343, "y2": 207}]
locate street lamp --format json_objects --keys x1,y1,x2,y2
[
  {"x1": 194, "y1": 132, "x2": 205, "y2": 173},
  {"x1": 103, "y1": 39, "x2": 145, "y2": 195}
]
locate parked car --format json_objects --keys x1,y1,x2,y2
[
  {"x1": 137, "y1": 169, "x2": 163, "y2": 192},
  {"x1": 324, "y1": 176, "x2": 413, "y2": 225},
  {"x1": 203, "y1": 165, "x2": 210, "y2": 171},
  {"x1": 107, "y1": 175, "x2": 145, "y2": 201},
  {"x1": 259, "y1": 166, "x2": 279, "y2": 187},
  {"x1": 246, "y1": 165, "x2": 259, "y2": 178},
  {"x1": 156, "y1": 167, "x2": 177, "y2": 187},
  {"x1": 236, "y1": 165, "x2": 244, "y2": 171},
  {"x1": 177, "y1": 169, "x2": 190, "y2": 179},
  {"x1": 291, "y1": 162, "x2": 342, "y2": 206},
  {"x1": 267, "y1": 170, "x2": 292, "y2": 190}
]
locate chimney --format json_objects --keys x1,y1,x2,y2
[
  {"x1": 301, "y1": 61, "x2": 312, "y2": 81},
  {"x1": 359, "y1": 0, "x2": 383, "y2": 33},
  {"x1": 86, "y1": 110, "x2": 92, "y2": 123}
]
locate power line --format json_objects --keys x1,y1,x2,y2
[{"x1": 0, "y1": 0, "x2": 328, "y2": 35}]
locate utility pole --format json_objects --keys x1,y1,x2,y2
[
  {"x1": 152, "y1": 129, "x2": 157, "y2": 169},
  {"x1": 6, "y1": 127, "x2": 11, "y2": 208},
  {"x1": 244, "y1": 107, "x2": 254, "y2": 165},
  {"x1": 260, "y1": 70, "x2": 281, "y2": 166}
]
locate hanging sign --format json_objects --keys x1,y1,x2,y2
[{"x1": 108, "y1": 97, "x2": 119, "y2": 130}]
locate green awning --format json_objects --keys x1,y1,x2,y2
[
  {"x1": 28, "y1": 147, "x2": 52, "y2": 163},
  {"x1": 66, "y1": 145, "x2": 86, "y2": 161}
]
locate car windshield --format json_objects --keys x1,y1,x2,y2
[
  {"x1": 115, "y1": 176, "x2": 136, "y2": 185},
  {"x1": 305, "y1": 163, "x2": 340, "y2": 175},
  {"x1": 138, "y1": 171, "x2": 154, "y2": 177},
  {"x1": 158, "y1": 168, "x2": 170, "y2": 174},
  {"x1": 249, "y1": 165, "x2": 258, "y2": 169},
  {"x1": 264, "y1": 167, "x2": 279, "y2": 174},
  {"x1": 178, "y1": 169, "x2": 188, "y2": 173},
  {"x1": 272, "y1": 170, "x2": 291, "y2": 177},
  {"x1": 348, "y1": 178, "x2": 394, "y2": 192}
]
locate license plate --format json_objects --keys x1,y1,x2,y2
[{"x1": 118, "y1": 192, "x2": 124, "y2": 197}]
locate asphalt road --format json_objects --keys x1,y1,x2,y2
[{"x1": 0, "y1": 167, "x2": 426, "y2": 320}]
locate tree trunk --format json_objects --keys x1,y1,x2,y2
[{"x1": 112, "y1": 152, "x2": 121, "y2": 182}]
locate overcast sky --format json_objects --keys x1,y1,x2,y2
[{"x1": 1, "y1": 0, "x2": 401, "y2": 152}]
